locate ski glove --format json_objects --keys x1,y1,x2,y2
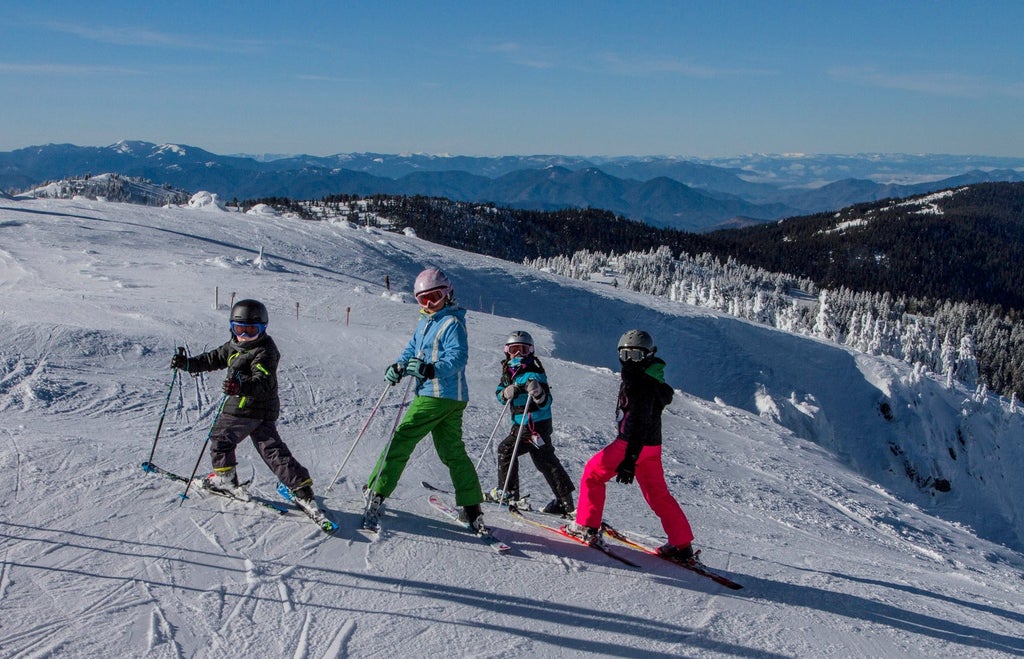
[
  {"x1": 614, "y1": 458, "x2": 636, "y2": 484},
  {"x1": 222, "y1": 376, "x2": 242, "y2": 396},
  {"x1": 405, "y1": 357, "x2": 435, "y2": 381},
  {"x1": 526, "y1": 378, "x2": 546, "y2": 404},
  {"x1": 501, "y1": 384, "x2": 518, "y2": 401},
  {"x1": 170, "y1": 347, "x2": 189, "y2": 371},
  {"x1": 384, "y1": 363, "x2": 405, "y2": 385}
]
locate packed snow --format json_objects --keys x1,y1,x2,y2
[{"x1": 0, "y1": 195, "x2": 1022, "y2": 658}]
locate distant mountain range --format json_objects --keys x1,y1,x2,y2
[{"x1": 2, "y1": 141, "x2": 1022, "y2": 232}]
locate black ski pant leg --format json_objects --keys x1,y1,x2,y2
[
  {"x1": 209, "y1": 415, "x2": 257, "y2": 470},
  {"x1": 527, "y1": 438, "x2": 575, "y2": 499},
  {"x1": 495, "y1": 429, "x2": 521, "y2": 496},
  {"x1": 249, "y1": 420, "x2": 311, "y2": 490}
]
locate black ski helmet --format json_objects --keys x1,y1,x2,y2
[
  {"x1": 230, "y1": 299, "x2": 269, "y2": 325},
  {"x1": 618, "y1": 329, "x2": 655, "y2": 353}
]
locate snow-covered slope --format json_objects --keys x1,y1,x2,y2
[{"x1": 0, "y1": 197, "x2": 1022, "y2": 657}]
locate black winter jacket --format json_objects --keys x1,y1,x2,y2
[
  {"x1": 616, "y1": 357, "x2": 674, "y2": 460},
  {"x1": 185, "y1": 334, "x2": 281, "y2": 421}
]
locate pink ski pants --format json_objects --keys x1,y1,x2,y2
[{"x1": 575, "y1": 439, "x2": 694, "y2": 547}]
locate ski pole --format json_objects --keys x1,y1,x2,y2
[
  {"x1": 475, "y1": 397, "x2": 513, "y2": 472},
  {"x1": 364, "y1": 377, "x2": 414, "y2": 505},
  {"x1": 178, "y1": 393, "x2": 229, "y2": 506},
  {"x1": 146, "y1": 347, "x2": 185, "y2": 466},
  {"x1": 325, "y1": 383, "x2": 392, "y2": 494},
  {"x1": 478, "y1": 363, "x2": 524, "y2": 471},
  {"x1": 499, "y1": 395, "x2": 533, "y2": 507}
]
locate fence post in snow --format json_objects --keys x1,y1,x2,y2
[{"x1": 346, "y1": 307, "x2": 351, "y2": 327}]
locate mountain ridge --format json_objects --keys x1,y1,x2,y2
[{"x1": 4, "y1": 140, "x2": 1022, "y2": 231}]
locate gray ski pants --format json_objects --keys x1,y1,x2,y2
[{"x1": 210, "y1": 414, "x2": 311, "y2": 490}]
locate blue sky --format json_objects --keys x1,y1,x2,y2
[{"x1": 2, "y1": 1, "x2": 1022, "y2": 157}]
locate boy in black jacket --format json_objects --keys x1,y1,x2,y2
[{"x1": 171, "y1": 299, "x2": 315, "y2": 505}]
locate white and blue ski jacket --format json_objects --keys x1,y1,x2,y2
[{"x1": 397, "y1": 304, "x2": 469, "y2": 401}]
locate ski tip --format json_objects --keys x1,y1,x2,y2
[{"x1": 141, "y1": 462, "x2": 155, "y2": 472}]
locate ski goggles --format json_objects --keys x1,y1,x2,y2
[
  {"x1": 504, "y1": 342, "x2": 533, "y2": 357},
  {"x1": 618, "y1": 347, "x2": 650, "y2": 363},
  {"x1": 230, "y1": 321, "x2": 266, "y2": 340},
  {"x1": 415, "y1": 288, "x2": 448, "y2": 311}
]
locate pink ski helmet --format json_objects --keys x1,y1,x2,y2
[{"x1": 413, "y1": 268, "x2": 453, "y2": 312}]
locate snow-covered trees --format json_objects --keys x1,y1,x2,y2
[{"x1": 527, "y1": 246, "x2": 1017, "y2": 396}]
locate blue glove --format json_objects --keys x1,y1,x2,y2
[
  {"x1": 405, "y1": 358, "x2": 435, "y2": 381},
  {"x1": 384, "y1": 363, "x2": 405, "y2": 385}
]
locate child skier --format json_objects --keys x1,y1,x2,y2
[
  {"x1": 362, "y1": 268, "x2": 487, "y2": 532},
  {"x1": 486, "y1": 331, "x2": 575, "y2": 516},
  {"x1": 566, "y1": 329, "x2": 696, "y2": 562},
  {"x1": 170, "y1": 299, "x2": 319, "y2": 511}
]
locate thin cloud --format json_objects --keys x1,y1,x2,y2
[
  {"x1": 45, "y1": 21, "x2": 264, "y2": 54},
  {"x1": 480, "y1": 39, "x2": 765, "y2": 77},
  {"x1": 298, "y1": 74, "x2": 357, "y2": 83},
  {"x1": 481, "y1": 41, "x2": 555, "y2": 69},
  {"x1": 595, "y1": 52, "x2": 771, "y2": 78},
  {"x1": 830, "y1": 66, "x2": 1024, "y2": 98},
  {"x1": 0, "y1": 62, "x2": 140, "y2": 75}
]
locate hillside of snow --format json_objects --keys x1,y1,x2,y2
[{"x1": 0, "y1": 196, "x2": 1022, "y2": 657}]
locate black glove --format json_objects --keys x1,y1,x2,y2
[
  {"x1": 615, "y1": 457, "x2": 636, "y2": 484},
  {"x1": 222, "y1": 376, "x2": 242, "y2": 396},
  {"x1": 170, "y1": 347, "x2": 189, "y2": 371},
  {"x1": 405, "y1": 357, "x2": 435, "y2": 381}
]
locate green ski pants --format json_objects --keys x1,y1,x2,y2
[{"x1": 368, "y1": 396, "x2": 483, "y2": 506}]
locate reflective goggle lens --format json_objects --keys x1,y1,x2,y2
[
  {"x1": 505, "y1": 343, "x2": 532, "y2": 357},
  {"x1": 416, "y1": 288, "x2": 447, "y2": 309},
  {"x1": 618, "y1": 347, "x2": 649, "y2": 362},
  {"x1": 231, "y1": 322, "x2": 264, "y2": 338}
]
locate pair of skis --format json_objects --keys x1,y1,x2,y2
[
  {"x1": 422, "y1": 480, "x2": 741, "y2": 589},
  {"x1": 141, "y1": 461, "x2": 338, "y2": 534},
  {"x1": 425, "y1": 494, "x2": 511, "y2": 553},
  {"x1": 361, "y1": 481, "x2": 510, "y2": 553},
  {"x1": 507, "y1": 505, "x2": 640, "y2": 567},
  {"x1": 506, "y1": 503, "x2": 743, "y2": 589},
  {"x1": 597, "y1": 521, "x2": 743, "y2": 590}
]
